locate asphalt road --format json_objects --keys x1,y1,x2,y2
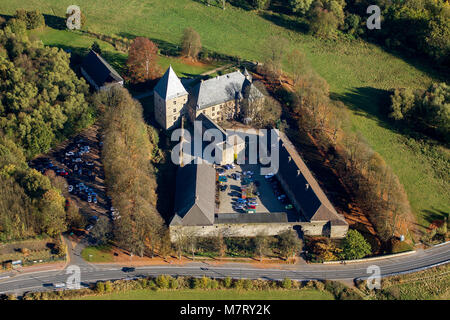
[{"x1": 0, "y1": 243, "x2": 449, "y2": 295}]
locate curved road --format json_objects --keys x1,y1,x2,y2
[{"x1": 0, "y1": 243, "x2": 449, "y2": 295}]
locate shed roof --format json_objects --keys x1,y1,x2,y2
[{"x1": 81, "y1": 50, "x2": 123, "y2": 88}]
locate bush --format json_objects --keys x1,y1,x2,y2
[
  {"x1": 95, "y1": 282, "x2": 105, "y2": 293},
  {"x1": 243, "y1": 279, "x2": 253, "y2": 290},
  {"x1": 281, "y1": 278, "x2": 292, "y2": 289},
  {"x1": 169, "y1": 277, "x2": 179, "y2": 289},
  {"x1": 155, "y1": 275, "x2": 170, "y2": 289},
  {"x1": 223, "y1": 277, "x2": 232, "y2": 288}
]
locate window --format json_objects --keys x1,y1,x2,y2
[
  {"x1": 212, "y1": 113, "x2": 215, "y2": 117},
  {"x1": 173, "y1": 101, "x2": 176, "y2": 105},
  {"x1": 212, "y1": 107, "x2": 215, "y2": 111},
  {"x1": 173, "y1": 108, "x2": 177, "y2": 113},
  {"x1": 173, "y1": 116, "x2": 177, "y2": 121}
]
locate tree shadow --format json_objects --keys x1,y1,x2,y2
[
  {"x1": 259, "y1": 12, "x2": 309, "y2": 34},
  {"x1": 43, "y1": 14, "x2": 66, "y2": 30},
  {"x1": 117, "y1": 32, "x2": 181, "y2": 56},
  {"x1": 422, "y1": 208, "x2": 448, "y2": 226},
  {"x1": 331, "y1": 86, "x2": 449, "y2": 147}
]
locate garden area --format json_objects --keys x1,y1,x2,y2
[{"x1": 0, "y1": 238, "x2": 66, "y2": 269}]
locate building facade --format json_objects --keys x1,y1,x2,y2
[
  {"x1": 153, "y1": 67, "x2": 264, "y2": 130},
  {"x1": 153, "y1": 66, "x2": 189, "y2": 130}
]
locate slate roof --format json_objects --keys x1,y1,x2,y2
[
  {"x1": 154, "y1": 65, "x2": 188, "y2": 100},
  {"x1": 274, "y1": 131, "x2": 347, "y2": 225},
  {"x1": 196, "y1": 113, "x2": 227, "y2": 141},
  {"x1": 189, "y1": 70, "x2": 263, "y2": 110},
  {"x1": 171, "y1": 163, "x2": 216, "y2": 226},
  {"x1": 81, "y1": 50, "x2": 123, "y2": 88}
]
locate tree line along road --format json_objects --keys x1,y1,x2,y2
[{"x1": 0, "y1": 243, "x2": 448, "y2": 295}]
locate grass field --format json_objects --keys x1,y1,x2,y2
[
  {"x1": 81, "y1": 245, "x2": 114, "y2": 263},
  {"x1": 78, "y1": 288, "x2": 334, "y2": 300},
  {"x1": 1, "y1": 0, "x2": 448, "y2": 228}
]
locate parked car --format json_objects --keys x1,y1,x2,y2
[
  {"x1": 93, "y1": 196, "x2": 97, "y2": 204},
  {"x1": 86, "y1": 224, "x2": 94, "y2": 232},
  {"x1": 278, "y1": 194, "x2": 286, "y2": 200},
  {"x1": 264, "y1": 173, "x2": 275, "y2": 179},
  {"x1": 220, "y1": 185, "x2": 228, "y2": 192},
  {"x1": 246, "y1": 209, "x2": 256, "y2": 214},
  {"x1": 86, "y1": 161, "x2": 94, "y2": 166},
  {"x1": 87, "y1": 195, "x2": 92, "y2": 203},
  {"x1": 68, "y1": 185, "x2": 73, "y2": 193},
  {"x1": 247, "y1": 204, "x2": 256, "y2": 209},
  {"x1": 285, "y1": 204, "x2": 293, "y2": 210},
  {"x1": 65, "y1": 151, "x2": 75, "y2": 157},
  {"x1": 248, "y1": 201, "x2": 258, "y2": 206}
]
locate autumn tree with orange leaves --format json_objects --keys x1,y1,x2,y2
[{"x1": 126, "y1": 37, "x2": 161, "y2": 84}]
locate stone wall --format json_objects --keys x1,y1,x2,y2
[{"x1": 169, "y1": 220, "x2": 342, "y2": 242}]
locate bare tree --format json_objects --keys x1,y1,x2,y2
[{"x1": 182, "y1": 27, "x2": 202, "y2": 60}]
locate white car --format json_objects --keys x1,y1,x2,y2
[
  {"x1": 278, "y1": 194, "x2": 286, "y2": 200},
  {"x1": 264, "y1": 173, "x2": 275, "y2": 179},
  {"x1": 68, "y1": 185, "x2": 73, "y2": 193},
  {"x1": 65, "y1": 151, "x2": 75, "y2": 157}
]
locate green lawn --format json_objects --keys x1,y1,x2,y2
[
  {"x1": 81, "y1": 245, "x2": 114, "y2": 263},
  {"x1": 1, "y1": 0, "x2": 448, "y2": 227},
  {"x1": 78, "y1": 288, "x2": 334, "y2": 300}
]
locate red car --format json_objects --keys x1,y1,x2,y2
[{"x1": 247, "y1": 205, "x2": 256, "y2": 209}]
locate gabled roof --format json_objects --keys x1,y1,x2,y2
[
  {"x1": 170, "y1": 163, "x2": 216, "y2": 226},
  {"x1": 274, "y1": 131, "x2": 347, "y2": 225},
  {"x1": 189, "y1": 70, "x2": 263, "y2": 110},
  {"x1": 81, "y1": 50, "x2": 123, "y2": 87},
  {"x1": 154, "y1": 65, "x2": 188, "y2": 100}
]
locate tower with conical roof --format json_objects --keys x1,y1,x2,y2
[{"x1": 153, "y1": 65, "x2": 189, "y2": 130}]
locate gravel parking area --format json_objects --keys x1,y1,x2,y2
[{"x1": 30, "y1": 124, "x2": 110, "y2": 233}]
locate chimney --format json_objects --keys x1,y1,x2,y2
[
  {"x1": 288, "y1": 156, "x2": 292, "y2": 162},
  {"x1": 305, "y1": 183, "x2": 310, "y2": 190},
  {"x1": 297, "y1": 169, "x2": 301, "y2": 176}
]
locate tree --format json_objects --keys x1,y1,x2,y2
[
  {"x1": 289, "y1": 0, "x2": 314, "y2": 15},
  {"x1": 309, "y1": 6, "x2": 339, "y2": 38},
  {"x1": 90, "y1": 216, "x2": 111, "y2": 245},
  {"x1": 278, "y1": 230, "x2": 302, "y2": 259},
  {"x1": 15, "y1": 9, "x2": 45, "y2": 30},
  {"x1": 181, "y1": 27, "x2": 202, "y2": 60},
  {"x1": 126, "y1": 37, "x2": 161, "y2": 83},
  {"x1": 254, "y1": 234, "x2": 269, "y2": 261},
  {"x1": 262, "y1": 36, "x2": 288, "y2": 80},
  {"x1": 253, "y1": 0, "x2": 271, "y2": 10},
  {"x1": 287, "y1": 49, "x2": 309, "y2": 86},
  {"x1": 340, "y1": 230, "x2": 371, "y2": 260}
]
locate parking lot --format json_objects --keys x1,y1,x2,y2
[
  {"x1": 217, "y1": 163, "x2": 295, "y2": 217},
  {"x1": 30, "y1": 124, "x2": 110, "y2": 237}
]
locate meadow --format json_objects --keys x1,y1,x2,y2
[
  {"x1": 1, "y1": 0, "x2": 448, "y2": 228},
  {"x1": 78, "y1": 288, "x2": 335, "y2": 300}
]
